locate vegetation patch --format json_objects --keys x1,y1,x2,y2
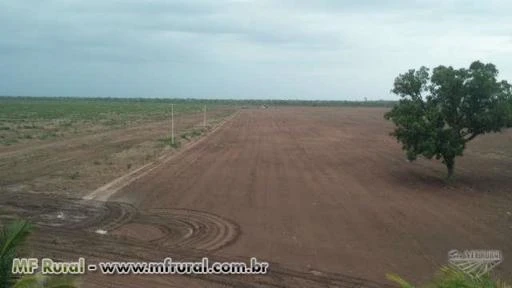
[
  {"x1": 0, "y1": 97, "x2": 227, "y2": 146},
  {"x1": 180, "y1": 128, "x2": 205, "y2": 140},
  {"x1": 158, "y1": 137, "x2": 181, "y2": 149}
]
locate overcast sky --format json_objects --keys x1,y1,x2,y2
[{"x1": 1, "y1": 0, "x2": 511, "y2": 100}]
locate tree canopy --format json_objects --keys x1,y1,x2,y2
[{"x1": 385, "y1": 61, "x2": 512, "y2": 178}]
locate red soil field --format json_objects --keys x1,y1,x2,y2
[{"x1": 4, "y1": 107, "x2": 512, "y2": 287}]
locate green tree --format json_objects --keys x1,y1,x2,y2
[
  {"x1": 0, "y1": 220, "x2": 78, "y2": 288},
  {"x1": 385, "y1": 61, "x2": 512, "y2": 178}
]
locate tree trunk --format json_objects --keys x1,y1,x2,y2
[{"x1": 445, "y1": 157, "x2": 455, "y2": 179}]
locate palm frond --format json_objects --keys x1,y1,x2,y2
[
  {"x1": 0, "y1": 220, "x2": 33, "y2": 288},
  {"x1": 14, "y1": 273, "x2": 80, "y2": 288},
  {"x1": 0, "y1": 220, "x2": 33, "y2": 259},
  {"x1": 12, "y1": 273, "x2": 45, "y2": 288},
  {"x1": 44, "y1": 274, "x2": 80, "y2": 288},
  {"x1": 387, "y1": 266, "x2": 510, "y2": 288},
  {"x1": 386, "y1": 273, "x2": 415, "y2": 288}
]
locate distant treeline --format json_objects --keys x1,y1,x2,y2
[{"x1": 0, "y1": 96, "x2": 397, "y2": 107}]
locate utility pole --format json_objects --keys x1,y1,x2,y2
[
  {"x1": 171, "y1": 104, "x2": 175, "y2": 145},
  {"x1": 203, "y1": 104, "x2": 206, "y2": 128}
]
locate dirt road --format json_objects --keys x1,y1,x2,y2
[{"x1": 3, "y1": 107, "x2": 512, "y2": 287}]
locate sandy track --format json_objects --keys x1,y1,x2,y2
[
  {"x1": 84, "y1": 112, "x2": 239, "y2": 201},
  {"x1": 2, "y1": 107, "x2": 512, "y2": 287}
]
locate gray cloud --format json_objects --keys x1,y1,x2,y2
[{"x1": 1, "y1": 0, "x2": 511, "y2": 100}]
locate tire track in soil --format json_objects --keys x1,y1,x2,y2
[
  {"x1": 0, "y1": 192, "x2": 390, "y2": 287},
  {"x1": 0, "y1": 192, "x2": 239, "y2": 253}
]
